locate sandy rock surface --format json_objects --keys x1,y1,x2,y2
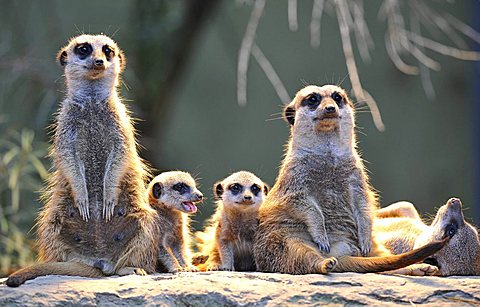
[{"x1": 1, "y1": 271, "x2": 479, "y2": 306}]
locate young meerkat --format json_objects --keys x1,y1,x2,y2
[
  {"x1": 7, "y1": 34, "x2": 158, "y2": 287},
  {"x1": 195, "y1": 171, "x2": 269, "y2": 272},
  {"x1": 375, "y1": 198, "x2": 480, "y2": 276},
  {"x1": 147, "y1": 171, "x2": 203, "y2": 273},
  {"x1": 253, "y1": 84, "x2": 447, "y2": 275}
]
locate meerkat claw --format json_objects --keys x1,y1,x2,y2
[{"x1": 315, "y1": 239, "x2": 331, "y2": 253}]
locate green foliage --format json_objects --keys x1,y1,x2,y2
[{"x1": 0, "y1": 127, "x2": 49, "y2": 276}]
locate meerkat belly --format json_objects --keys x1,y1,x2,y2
[
  {"x1": 232, "y1": 227, "x2": 256, "y2": 271},
  {"x1": 58, "y1": 103, "x2": 135, "y2": 260},
  {"x1": 312, "y1": 184, "x2": 359, "y2": 248},
  {"x1": 75, "y1": 103, "x2": 124, "y2": 208},
  {"x1": 59, "y1": 203, "x2": 141, "y2": 260}
]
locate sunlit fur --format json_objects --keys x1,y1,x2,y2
[
  {"x1": 6, "y1": 34, "x2": 157, "y2": 287},
  {"x1": 195, "y1": 171, "x2": 268, "y2": 271},
  {"x1": 253, "y1": 84, "x2": 447, "y2": 275},
  {"x1": 375, "y1": 198, "x2": 480, "y2": 276},
  {"x1": 148, "y1": 171, "x2": 203, "y2": 272}
]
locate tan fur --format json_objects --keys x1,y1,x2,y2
[
  {"x1": 147, "y1": 171, "x2": 203, "y2": 272},
  {"x1": 375, "y1": 198, "x2": 480, "y2": 276},
  {"x1": 6, "y1": 34, "x2": 158, "y2": 287},
  {"x1": 253, "y1": 84, "x2": 447, "y2": 274},
  {"x1": 195, "y1": 171, "x2": 268, "y2": 271}
]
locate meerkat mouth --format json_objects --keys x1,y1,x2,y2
[
  {"x1": 182, "y1": 201, "x2": 198, "y2": 213},
  {"x1": 235, "y1": 200, "x2": 255, "y2": 206}
]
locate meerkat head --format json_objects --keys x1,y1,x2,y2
[
  {"x1": 148, "y1": 171, "x2": 203, "y2": 214},
  {"x1": 416, "y1": 198, "x2": 480, "y2": 275},
  {"x1": 283, "y1": 85, "x2": 356, "y2": 152},
  {"x1": 57, "y1": 34, "x2": 125, "y2": 93},
  {"x1": 214, "y1": 171, "x2": 269, "y2": 211}
]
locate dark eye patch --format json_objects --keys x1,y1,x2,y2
[
  {"x1": 172, "y1": 182, "x2": 190, "y2": 195},
  {"x1": 250, "y1": 184, "x2": 261, "y2": 196},
  {"x1": 229, "y1": 183, "x2": 243, "y2": 195},
  {"x1": 444, "y1": 221, "x2": 458, "y2": 238},
  {"x1": 301, "y1": 93, "x2": 321, "y2": 110},
  {"x1": 331, "y1": 92, "x2": 344, "y2": 107},
  {"x1": 102, "y1": 45, "x2": 115, "y2": 60},
  {"x1": 74, "y1": 43, "x2": 93, "y2": 59}
]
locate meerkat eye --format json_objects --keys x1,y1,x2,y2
[
  {"x1": 303, "y1": 94, "x2": 321, "y2": 109},
  {"x1": 332, "y1": 92, "x2": 343, "y2": 104},
  {"x1": 445, "y1": 223, "x2": 457, "y2": 238},
  {"x1": 229, "y1": 183, "x2": 243, "y2": 195},
  {"x1": 74, "y1": 44, "x2": 92, "y2": 58},
  {"x1": 250, "y1": 184, "x2": 261, "y2": 196},
  {"x1": 102, "y1": 45, "x2": 115, "y2": 59},
  {"x1": 172, "y1": 182, "x2": 190, "y2": 195}
]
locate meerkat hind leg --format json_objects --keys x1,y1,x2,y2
[
  {"x1": 381, "y1": 263, "x2": 439, "y2": 276},
  {"x1": 376, "y1": 202, "x2": 421, "y2": 220}
]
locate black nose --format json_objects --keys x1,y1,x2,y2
[
  {"x1": 94, "y1": 59, "x2": 104, "y2": 66},
  {"x1": 244, "y1": 195, "x2": 252, "y2": 200},
  {"x1": 325, "y1": 105, "x2": 336, "y2": 113},
  {"x1": 196, "y1": 193, "x2": 203, "y2": 200}
]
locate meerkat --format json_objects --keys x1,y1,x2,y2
[
  {"x1": 253, "y1": 84, "x2": 448, "y2": 275},
  {"x1": 194, "y1": 171, "x2": 269, "y2": 272},
  {"x1": 147, "y1": 171, "x2": 203, "y2": 273},
  {"x1": 7, "y1": 34, "x2": 158, "y2": 287},
  {"x1": 375, "y1": 198, "x2": 480, "y2": 276}
]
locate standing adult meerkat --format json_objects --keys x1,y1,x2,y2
[
  {"x1": 7, "y1": 34, "x2": 158, "y2": 287},
  {"x1": 253, "y1": 84, "x2": 447, "y2": 274},
  {"x1": 147, "y1": 171, "x2": 203, "y2": 273},
  {"x1": 375, "y1": 198, "x2": 480, "y2": 276},
  {"x1": 195, "y1": 171, "x2": 269, "y2": 271}
]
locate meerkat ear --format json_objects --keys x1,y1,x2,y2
[
  {"x1": 214, "y1": 182, "x2": 224, "y2": 200},
  {"x1": 152, "y1": 182, "x2": 163, "y2": 199},
  {"x1": 283, "y1": 105, "x2": 295, "y2": 126},
  {"x1": 117, "y1": 49, "x2": 126, "y2": 72},
  {"x1": 263, "y1": 183, "x2": 270, "y2": 196},
  {"x1": 57, "y1": 48, "x2": 68, "y2": 66}
]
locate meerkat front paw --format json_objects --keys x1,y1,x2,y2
[
  {"x1": 219, "y1": 264, "x2": 234, "y2": 271},
  {"x1": 117, "y1": 267, "x2": 147, "y2": 276},
  {"x1": 206, "y1": 263, "x2": 220, "y2": 271},
  {"x1": 103, "y1": 190, "x2": 118, "y2": 221},
  {"x1": 184, "y1": 265, "x2": 199, "y2": 272},
  {"x1": 359, "y1": 237, "x2": 372, "y2": 257},
  {"x1": 317, "y1": 257, "x2": 337, "y2": 274},
  {"x1": 313, "y1": 236, "x2": 331, "y2": 253},
  {"x1": 75, "y1": 194, "x2": 90, "y2": 221}
]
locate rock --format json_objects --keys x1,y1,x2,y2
[{"x1": 1, "y1": 271, "x2": 479, "y2": 306}]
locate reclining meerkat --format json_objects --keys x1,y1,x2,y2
[
  {"x1": 7, "y1": 34, "x2": 158, "y2": 287},
  {"x1": 195, "y1": 171, "x2": 269, "y2": 271},
  {"x1": 147, "y1": 171, "x2": 203, "y2": 273},
  {"x1": 253, "y1": 84, "x2": 447, "y2": 275},
  {"x1": 375, "y1": 198, "x2": 480, "y2": 276}
]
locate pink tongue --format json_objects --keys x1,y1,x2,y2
[{"x1": 183, "y1": 202, "x2": 197, "y2": 213}]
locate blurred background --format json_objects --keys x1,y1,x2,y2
[{"x1": 0, "y1": 0, "x2": 478, "y2": 276}]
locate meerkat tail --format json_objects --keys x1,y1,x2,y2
[
  {"x1": 6, "y1": 262, "x2": 104, "y2": 287},
  {"x1": 333, "y1": 238, "x2": 448, "y2": 273}
]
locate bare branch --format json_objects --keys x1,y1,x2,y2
[
  {"x1": 336, "y1": 0, "x2": 385, "y2": 131},
  {"x1": 405, "y1": 31, "x2": 480, "y2": 61},
  {"x1": 237, "y1": 0, "x2": 266, "y2": 107},
  {"x1": 288, "y1": 0, "x2": 298, "y2": 32},
  {"x1": 252, "y1": 44, "x2": 291, "y2": 104},
  {"x1": 310, "y1": 0, "x2": 325, "y2": 48}
]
